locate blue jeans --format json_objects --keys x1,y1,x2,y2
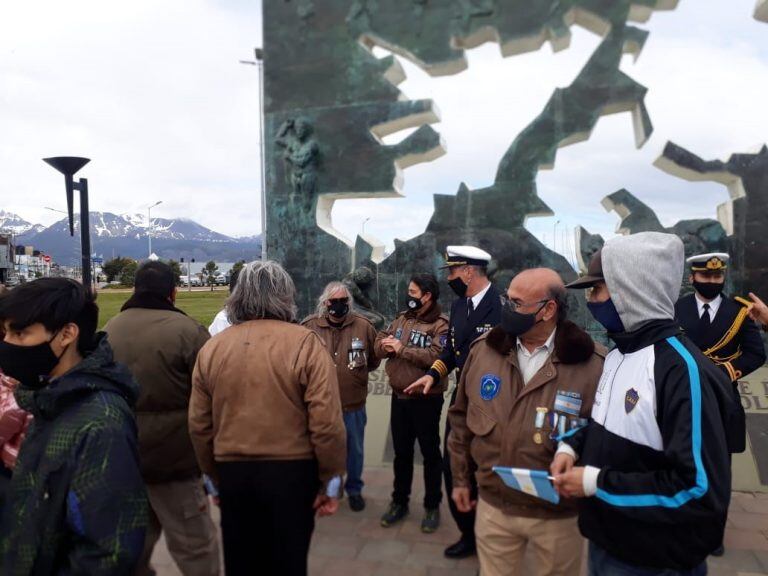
[
  {"x1": 588, "y1": 542, "x2": 707, "y2": 576},
  {"x1": 343, "y1": 408, "x2": 366, "y2": 496}
]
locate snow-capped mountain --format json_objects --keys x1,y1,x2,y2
[
  {"x1": 0, "y1": 211, "x2": 45, "y2": 236},
  {"x1": 40, "y1": 212, "x2": 236, "y2": 243},
  {"x1": 13, "y1": 212, "x2": 261, "y2": 265}
]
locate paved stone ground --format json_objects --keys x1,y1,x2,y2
[{"x1": 152, "y1": 466, "x2": 768, "y2": 575}]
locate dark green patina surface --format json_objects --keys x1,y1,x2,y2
[{"x1": 262, "y1": 1, "x2": 677, "y2": 318}]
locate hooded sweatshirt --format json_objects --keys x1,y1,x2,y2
[
  {"x1": 0, "y1": 334, "x2": 147, "y2": 576},
  {"x1": 561, "y1": 232, "x2": 736, "y2": 571}
]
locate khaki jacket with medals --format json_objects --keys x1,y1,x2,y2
[{"x1": 448, "y1": 321, "x2": 606, "y2": 519}]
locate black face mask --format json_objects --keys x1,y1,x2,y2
[
  {"x1": 448, "y1": 277, "x2": 468, "y2": 298},
  {"x1": 0, "y1": 337, "x2": 62, "y2": 390},
  {"x1": 500, "y1": 301, "x2": 547, "y2": 337},
  {"x1": 328, "y1": 300, "x2": 349, "y2": 318},
  {"x1": 693, "y1": 280, "x2": 723, "y2": 301},
  {"x1": 406, "y1": 295, "x2": 423, "y2": 311}
]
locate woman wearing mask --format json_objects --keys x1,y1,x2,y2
[
  {"x1": 302, "y1": 281, "x2": 380, "y2": 512},
  {"x1": 374, "y1": 274, "x2": 449, "y2": 533}
]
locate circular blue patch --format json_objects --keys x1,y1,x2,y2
[{"x1": 480, "y1": 374, "x2": 501, "y2": 401}]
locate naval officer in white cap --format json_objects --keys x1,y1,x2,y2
[
  {"x1": 405, "y1": 245, "x2": 502, "y2": 558},
  {"x1": 675, "y1": 252, "x2": 765, "y2": 386}
]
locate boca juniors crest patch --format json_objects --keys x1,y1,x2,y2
[
  {"x1": 480, "y1": 374, "x2": 502, "y2": 401},
  {"x1": 625, "y1": 388, "x2": 639, "y2": 414}
]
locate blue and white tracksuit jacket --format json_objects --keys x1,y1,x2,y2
[{"x1": 564, "y1": 320, "x2": 737, "y2": 570}]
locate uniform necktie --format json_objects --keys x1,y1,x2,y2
[
  {"x1": 700, "y1": 303, "x2": 711, "y2": 329},
  {"x1": 467, "y1": 298, "x2": 474, "y2": 318}
]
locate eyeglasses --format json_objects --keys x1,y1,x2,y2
[
  {"x1": 501, "y1": 295, "x2": 550, "y2": 311},
  {"x1": 328, "y1": 298, "x2": 349, "y2": 304}
]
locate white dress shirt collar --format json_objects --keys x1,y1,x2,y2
[
  {"x1": 695, "y1": 292, "x2": 723, "y2": 319},
  {"x1": 516, "y1": 328, "x2": 557, "y2": 385},
  {"x1": 469, "y1": 282, "x2": 492, "y2": 311}
]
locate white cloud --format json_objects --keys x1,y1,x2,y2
[
  {"x1": 1, "y1": 0, "x2": 766, "y2": 255},
  {"x1": 334, "y1": 0, "x2": 768, "y2": 258},
  {"x1": 0, "y1": 0, "x2": 262, "y2": 236}
]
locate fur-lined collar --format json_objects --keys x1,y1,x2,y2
[{"x1": 485, "y1": 320, "x2": 596, "y2": 365}]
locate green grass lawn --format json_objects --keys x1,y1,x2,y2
[{"x1": 96, "y1": 289, "x2": 228, "y2": 329}]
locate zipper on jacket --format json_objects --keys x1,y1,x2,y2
[{"x1": 601, "y1": 355, "x2": 626, "y2": 427}]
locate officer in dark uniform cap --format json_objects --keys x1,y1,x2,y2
[
  {"x1": 406, "y1": 245, "x2": 502, "y2": 559},
  {"x1": 675, "y1": 253, "x2": 766, "y2": 386},
  {"x1": 675, "y1": 253, "x2": 766, "y2": 557}
]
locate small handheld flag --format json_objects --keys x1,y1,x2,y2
[{"x1": 492, "y1": 466, "x2": 560, "y2": 504}]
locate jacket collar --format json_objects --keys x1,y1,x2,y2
[
  {"x1": 485, "y1": 320, "x2": 596, "y2": 365},
  {"x1": 405, "y1": 302, "x2": 443, "y2": 323},
  {"x1": 121, "y1": 291, "x2": 187, "y2": 315},
  {"x1": 609, "y1": 319, "x2": 682, "y2": 354},
  {"x1": 316, "y1": 312, "x2": 356, "y2": 329}
]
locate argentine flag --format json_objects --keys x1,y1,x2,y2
[{"x1": 493, "y1": 466, "x2": 560, "y2": 504}]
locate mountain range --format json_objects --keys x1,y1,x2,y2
[{"x1": 0, "y1": 210, "x2": 262, "y2": 265}]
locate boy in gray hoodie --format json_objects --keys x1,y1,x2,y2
[{"x1": 551, "y1": 232, "x2": 737, "y2": 575}]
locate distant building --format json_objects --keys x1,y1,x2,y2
[
  {"x1": 0, "y1": 234, "x2": 12, "y2": 284},
  {"x1": 14, "y1": 246, "x2": 52, "y2": 280}
]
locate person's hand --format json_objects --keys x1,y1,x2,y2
[
  {"x1": 387, "y1": 339, "x2": 403, "y2": 354},
  {"x1": 550, "y1": 452, "x2": 575, "y2": 477},
  {"x1": 0, "y1": 374, "x2": 19, "y2": 389},
  {"x1": 553, "y1": 467, "x2": 585, "y2": 498},
  {"x1": 381, "y1": 336, "x2": 398, "y2": 352},
  {"x1": 452, "y1": 487, "x2": 477, "y2": 513},
  {"x1": 748, "y1": 292, "x2": 768, "y2": 326},
  {"x1": 313, "y1": 495, "x2": 339, "y2": 517},
  {"x1": 404, "y1": 374, "x2": 435, "y2": 395}
]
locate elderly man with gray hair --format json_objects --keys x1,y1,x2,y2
[
  {"x1": 302, "y1": 281, "x2": 380, "y2": 512},
  {"x1": 189, "y1": 260, "x2": 347, "y2": 576}
]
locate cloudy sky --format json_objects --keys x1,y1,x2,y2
[{"x1": 1, "y1": 0, "x2": 767, "y2": 263}]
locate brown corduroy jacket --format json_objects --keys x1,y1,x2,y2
[
  {"x1": 188, "y1": 319, "x2": 347, "y2": 488},
  {"x1": 302, "y1": 313, "x2": 380, "y2": 412},
  {"x1": 374, "y1": 303, "x2": 449, "y2": 398},
  {"x1": 448, "y1": 321, "x2": 606, "y2": 519}
]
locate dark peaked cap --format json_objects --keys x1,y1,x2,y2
[{"x1": 566, "y1": 249, "x2": 604, "y2": 289}]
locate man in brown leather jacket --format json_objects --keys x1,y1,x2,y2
[
  {"x1": 448, "y1": 268, "x2": 605, "y2": 576},
  {"x1": 374, "y1": 273, "x2": 449, "y2": 533},
  {"x1": 303, "y1": 282, "x2": 380, "y2": 512}
]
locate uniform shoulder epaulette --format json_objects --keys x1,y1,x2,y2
[{"x1": 734, "y1": 296, "x2": 754, "y2": 310}]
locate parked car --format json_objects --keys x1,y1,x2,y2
[{"x1": 180, "y1": 275, "x2": 203, "y2": 287}]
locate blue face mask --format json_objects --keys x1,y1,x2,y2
[{"x1": 587, "y1": 298, "x2": 625, "y2": 333}]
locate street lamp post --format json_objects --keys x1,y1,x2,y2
[
  {"x1": 362, "y1": 217, "x2": 371, "y2": 236},
  {"x1": 553, "y1": 219, "x2": 561, "y2": 254},
  {"x1": 240, "y1": 47, "x2": 266, "y2": 260},
  {"x1": 147, "y1": 201, "x2": 162, "y2": 258},
  {"x1": 45, "y1": 207, "x2": 85, "y2": 275},
  {"x1": 43, "y1": 156, "x2": 93, "y2": 289}
]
